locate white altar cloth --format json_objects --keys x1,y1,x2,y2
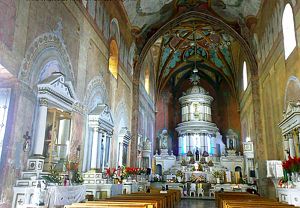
[{"x1": 48, "y1": 185, "x2": 86, "y2": 206}]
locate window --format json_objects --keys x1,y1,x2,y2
[
  {"x1": 282, "y1": 4, "x2": 296, "y2": 59},
  {"x1": 145, "y1": 66, "x2": 150, "y2": 94},
  {"x1": 108, "y1": 40, "x2": 119, "y2": 79},
  {"x1": 0, "y1": 88, "x2": 11, "y2": 161},
  {"x1": 243, "y1": 61, "x2": 248, "y2": 91}
]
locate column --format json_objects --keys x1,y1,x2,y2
[
  {"x1": 182, "y1": 134, "x2": 187, "y2": 154},
  {"x1": 118, "y1": 142, "x2": 123, "y2": 166},
  {"x1": 288, "y1": 133, "x2": 296, "y2": 157},
  {"x1": 186, "y1": 133, "x2": 190, "y2": 153},
  {"x1": 178, "y1": 135, "x2": 183, "y2": 156},
  {"x1": 283, "y1": 135, "x2": 289, "y2": 160},
  {"x1": 33, "y1": 98, "x2": 48, "y2": 156},
  {"x1": 200, "y1": 133, "x2": 205, "y2": 155},
  {"x1": 96, "y1": 130, "x2": 103, "y2": 169},
  {"x1": 102, "y1": 132, "x2": 107, "y2": 171},
  {"x1": 90, "y1": 127, "x2": 99, "y2": 169},
  {"x1": 190, "y1": 133, "x2": 196, "y2": 152},
  {"x1": 196, "y1": 133, "x2": 201, "y2": 151},
  {"x1": 211, "y1": 135, "x2": 216, "y2": 155}
]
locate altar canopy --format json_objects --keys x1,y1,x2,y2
[{"x1": 176, "y1": 75, "x2": 219, "y2": 156}]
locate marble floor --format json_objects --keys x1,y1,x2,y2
[{"x1": 176, "y1": 199, "x2": 216, "y2": 208}]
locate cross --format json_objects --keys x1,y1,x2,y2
[{"x1": 23, "y1": 131, "x2": 31, "y2": 141}]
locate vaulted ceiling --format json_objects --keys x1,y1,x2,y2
[
  {"x1": 124, "y1": 0, "x2": 262, "y2": 98},
  {"x1": 123, "y1": 0, "x2": 262, "y2": 32},
  {"x1": 155, "y1": 19, "x2": 235, "y2": 94}
]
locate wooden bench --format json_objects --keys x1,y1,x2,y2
[
  {"x1": 111, "y1": 194, "x2": 166, "y2": 208},
  {"x1": 65, "y1": 201, "x2": 150, "y2": 208},
  {"x1": 216, "y1": 192, "x2": 294, "y2": 208},
  {"x1": 66, "y1": 188, "x2": 180, "y2": 208}
]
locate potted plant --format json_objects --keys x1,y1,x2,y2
[{"x1": 212, "y1": 170, "x2": 225, "y2": 184}]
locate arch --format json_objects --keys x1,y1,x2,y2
[
  {"x1": 134, "y1": 11, "x2": 258, "y2": 81},
  {"x1": 284, "y1": 76, "x2": 300, "y2": 111},
  {"x1": 109, "y1": 40, "x2": 119, "y2": 79},
  {"x1": 19, "y1": 32, "x2": 75, "y2": 88},
  {"x1": 84, "y1": 75, "x2": 109, "y2": 113},
  {"x1": 115, "y1": 100, "x2": 130, "y2": 132},
  {"x1": 129, "y1": 43, "x2": 136, "y2": 75},
  {"x1": 110, "y1": 18, "x2": 120, "y2": 46},
  {"x1": 243, "y1": 61, "x2": 248, "y2": 91},
  {"x1": 282, "y1": 3, "x2": 296, "y2": 59},
  {"x1": 131, "y1": 11, "x2": 259, "y2": 166}
]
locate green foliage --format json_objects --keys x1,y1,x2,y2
[
  {"x1": 181, "y1": 159, "x2": 187, "y2": 166},
  {"x1": 42, "y1": 167, "x2": 61, "y2": 184},
  {"x1": 72, "y1": 171, "x2": 84, "y2": 184}
]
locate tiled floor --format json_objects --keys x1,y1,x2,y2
[{"x1": 176, "y1": 199, "x2": 216, "y2": 208}]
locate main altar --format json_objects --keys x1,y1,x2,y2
[{"x1": 153, "y1": 75, "x2": 256, "y2": 197}]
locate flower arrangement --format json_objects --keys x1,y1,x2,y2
[
  {"x1": 65, "y1": 161, "x2": 79, "y2": 172},
  {"x1": 176, "y1": 170, "x2": 183, "y2": 178},
  {"x1": 105, "y1": 167, "x2": 116, "y2": 178},
  {"x1": 121, "y1": 166, "x2": 142, "y2": 179},
  {"x1": 42, "y1": 166, "x2": 61, "y2": 184},
  {"x1": 282, "y1": 156, "x2": 300, "y2": 174},
  {"x1": 212, "y1": 170, "x2": 225, "y2": 179}
]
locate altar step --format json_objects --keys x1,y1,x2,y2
[{"x1": 15, "y1": 179, "x2": 45, "y2": 187}]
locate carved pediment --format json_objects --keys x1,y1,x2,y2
[
  {"x1": 285, "y1": 101, "x2": 300, "y2": 118},
  {"x1": 37, "y1": 72, "x2": 81, "y2": 112},
  {"x1": 89, "y1": 104, "x2": 114, "y2": 131},
  {"x1": 279, "y1": 101, "x2": 300, "y2": 134}
]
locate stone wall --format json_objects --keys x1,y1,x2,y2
[
  {"x1": 238, "y1": 0, "x2": 300, "y2": 198},
  {"x1": 0, "y1": 1, "x2": 134, "y2": 206}
]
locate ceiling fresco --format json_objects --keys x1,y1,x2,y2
[
  {"x1": 123, "y1": 0, "x2": 261, "y2": 30},
  {"x1": 154, "y1": 20, "x2": 236, "y2": 94}
]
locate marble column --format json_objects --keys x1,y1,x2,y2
[
  {"x1": 96, "y1": 130, "x2": 103, "y2": 169},
  {"x1": 90, "y1": 127, "x2": 99, "y2": 169},
  {"x1": 283, "y1": 136, "x2": 289, "y2": 160},
  {"x1": 289, "y1": 134, "x2": 296, "y2": 157},
  {"x1": 118, "y1": 141, "x2": 123, "y2": 167},
  {"x1": 33, "y1": 98, "x2": 48, "y2": 156},
  {"x1": 102, "y1": 132, "x2": 107, "y2": 170},
  {"x1": 186, "y1": 133, "x2": 190, "y2": 153}
]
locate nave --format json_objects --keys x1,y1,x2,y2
[{"x1": 1, "y1": 0, "x2": 300, "y2": 207}]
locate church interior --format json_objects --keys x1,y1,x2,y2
[{"x1": 1, "y1": 0, "x2": 300, "y2": 207}]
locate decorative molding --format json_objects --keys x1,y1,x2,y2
[
  {"x1": 84, "y1": 75, "x2": 109, "y2": 114},
  {"x1": 19, "y1": 22, "x2": 75, "y2": 87}
]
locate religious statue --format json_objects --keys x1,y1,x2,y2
[
  {"x1": 195, "y1": 148, "x2": 200, "y2": 161},
  {"x1": 159, "y1": 129, "x2": 169, "y2": 150},
  {"x1": 143, "y1": 138, "x2": 151, "y2": 150}
]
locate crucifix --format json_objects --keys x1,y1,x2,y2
[{"x1": 23, "y1": 131, "x2": 31, "y2": 152}]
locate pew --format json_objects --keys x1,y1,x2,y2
[
  {"x1": 216, "y1": 192, "x2": 294, "y2": 208},
  {"x1": 65, "y1": 188, "x2": 180, "y2": 208}
]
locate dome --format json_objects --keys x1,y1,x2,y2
[{"x1": 185, "y1": 84, "x2": 208, "y2": 95}]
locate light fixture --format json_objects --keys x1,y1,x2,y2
[{"x1": 192, "y1": 23, "x2": 198, "y2": 73}]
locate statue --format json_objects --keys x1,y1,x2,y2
[
  {"x1": 159, "y1": 129, "x2": 169, "y2": 150},
  {"x1": 143, "y1": 138, "x2": 151, "y2": 150},
  {"x1": 195, "y1": 148, "x2": 200, "y2": 161}
]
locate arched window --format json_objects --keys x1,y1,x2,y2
[
  {"x1": 109, "y1": 40, "x2": 119, "y2": 79},
  {"x1": 145, "y1": 66, "x2": 150, "y2": 94},
  {"x1": 282, "y1": 4, "x2": 296, "y2": 59},
  {"x1": 243, "y1": 61, "x2": 248, "y2": 91}
]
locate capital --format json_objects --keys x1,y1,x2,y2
[{"x1": 39, "y1": 98, "x2": 48, "y2": 107}]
